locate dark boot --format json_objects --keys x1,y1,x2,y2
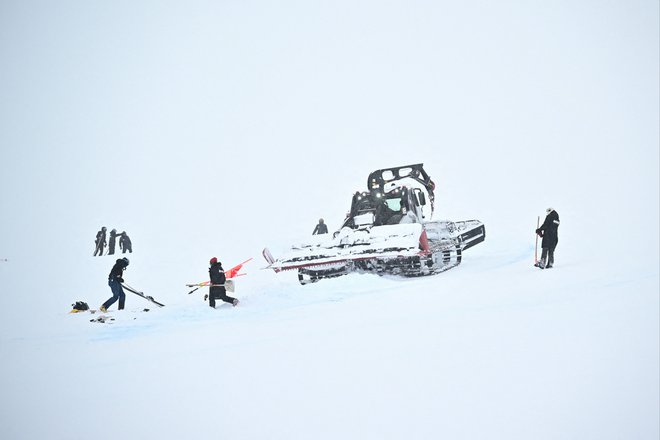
[{"x1": 538, "y1": 248, "x2": 549, "y2": 269}]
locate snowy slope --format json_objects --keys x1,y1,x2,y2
[
  {"x1": 1, "y1": 209, "x2": 657, "y2": 440},
  {"x1": 1, "y1": 1, "x2": 658, "y2": 439}
]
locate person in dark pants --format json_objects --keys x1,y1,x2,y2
[
  {"x1": 312, "y1": 218, "x2": 328, "y2": 235},
  {"x1": 206, "y1": 257, "x2": 238, "y2": 308},
  {"x1": 94, "y1": 227, "x2": 107, "y2": 256},
  {"x1": 101, "y1": 257, "x2": 129, "y2": 312},
  {"x1": 119, "y1": 231, "x2": 132, "y2": 253},
  {"x1": 535, "y1": 208, "x2": 560, "y2": 269},
  {"x1": 108, "y1": 229, "x2": 118, "y2": 255}
]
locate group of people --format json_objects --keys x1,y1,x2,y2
[
  {"x1": 93, "y1": 227, "x2": 132, "y2": 256},
  {"x1": 98, "y1": 208, "x2": 560, "y2": 312},
  {"x1": 100, "y1": 256, "x2": 238, "y2": 312},
  {"x1": 100, "y1": 217, "x2": 325, "y2": 311}
]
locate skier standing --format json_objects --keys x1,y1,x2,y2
[
  {"x1": 312, "y1": 218, "x2": 328, "y2": 235},
  {"x1": 207, "y1": 257, "x2": 238, "y2": 308},
  {"x1": 535, "y1": 208, "x2": 560, "y2": 269},
  {"x1": 108, "y1": 229, "x2": 118, "y2": 255},
  {"x1": 100, "y1": 257, "x2": 129, "y2": 312},
  {"x1": 119, "y1": 231, "x2": 132, "y2": 253},
  {"x1": 94, "y1": 227, "x2": 107, "y2": 256}
]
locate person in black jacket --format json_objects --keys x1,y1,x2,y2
[
  {"x1": 535, "y1": 208, "x2": 560, "y2": 269},
  {"x1": 108, "y1": 229, "x2": 118, "y2": 255},
  {"x1": 100, "y1": 257, "x2": 129, "y2": 311},
  {"x1": 94, "y1": 227, "x2": 107, "y2": 256},
  {"x1": 312, "y1": 218, "x2": 328, "y2": 235},
  {"x1": 119, "y1": 231, "x2": 132, "y2": 253},
  {"x1": 207, "y1": 257, "x2": 238, "y2": 308}
]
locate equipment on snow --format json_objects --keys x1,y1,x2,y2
[
  {"x1": 263, "y1": 164, "x2": 486, "y2": 284},
  {"x1": 70, "y1": 301, "x2": 90, "y2": 313},
  {"x1": 121, "y1": 283, "x2": 165, "y2": 307},
  {"x1": 90, "y1": 316, "x2": 114, "y2": 323}
]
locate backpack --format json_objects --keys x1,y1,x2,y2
[{"x1": 71, "y1": 301, "x2": 89, "y2": 312}]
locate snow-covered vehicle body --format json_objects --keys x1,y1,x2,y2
[{"x1": 263, "y1": 164, "x2": 485, "y2": 284}]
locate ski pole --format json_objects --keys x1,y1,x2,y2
[
  {"x1": 534, "y1": 216, "x2": 540, "y2": 265},
  {"x1": 186, "y1": 281, "x2": 209, "y2": 294},
  {"x1": 186, "y1": 283, "x2": 229, "y2": 294}
]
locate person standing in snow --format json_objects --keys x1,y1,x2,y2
[
  {"x1": 119, "y1": 231, "x2": 132, "y2": 253},
  {"x1": 108, "y1": 229, "x2": 118, "y2": 255},
  {"x1": 312, "y1": 218, "x2": 328, "y2": 235},
  {"x1": 206, "y1": 257, "x2": 239, "y2": 308},
  {"x1": 535, "y1": 208, "x2": 560, "y2": 269},
  {"x1": 94, "y1": 227, "x2": 107, "y2": 256},
  {"x1": 100, "y1": 257, "x2": 129, "y2": 312}
]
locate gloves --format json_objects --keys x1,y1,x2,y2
[
  {"x1": 535, "y1": 228, "x2": 543, "y2": 237},
  {"x1": 117, "y1": 277, "x2": 124, "y2": 283}
]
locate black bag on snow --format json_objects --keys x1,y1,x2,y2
[{"x1": 72, "y1": 301, "x2": 89, "y2": 311}]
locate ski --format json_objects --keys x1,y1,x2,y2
[{"x1": 121, "y1": 283, "x2": 165, "y2": 307}]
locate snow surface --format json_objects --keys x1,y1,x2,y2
[{"x1": 1, "y1": 1, "x2": 659, "y2": 439}]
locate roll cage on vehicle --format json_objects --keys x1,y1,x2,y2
[{"x1": 342, "y1": 164, "x2": 437, "y2": 229}]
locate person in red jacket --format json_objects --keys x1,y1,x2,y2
[{"x1": 206, "y1": 257, "x2": 239, "y2": 308}]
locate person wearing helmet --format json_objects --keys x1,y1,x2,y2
[
  {"x1": 535, "y1": 208, "x2": 560, "y2": 269},
  {"x1": 100, "y1": 257, "x2": 130, "y2": 312},
  {"x1": 312, "y1": 218, "x2": 328, "y2": 235},
  {"x1": 207, "y1": 257, "x2": 239, "y2": 308},
  {"x1": 93, "y1": 227, "x2": 107, "y2": 256}
]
